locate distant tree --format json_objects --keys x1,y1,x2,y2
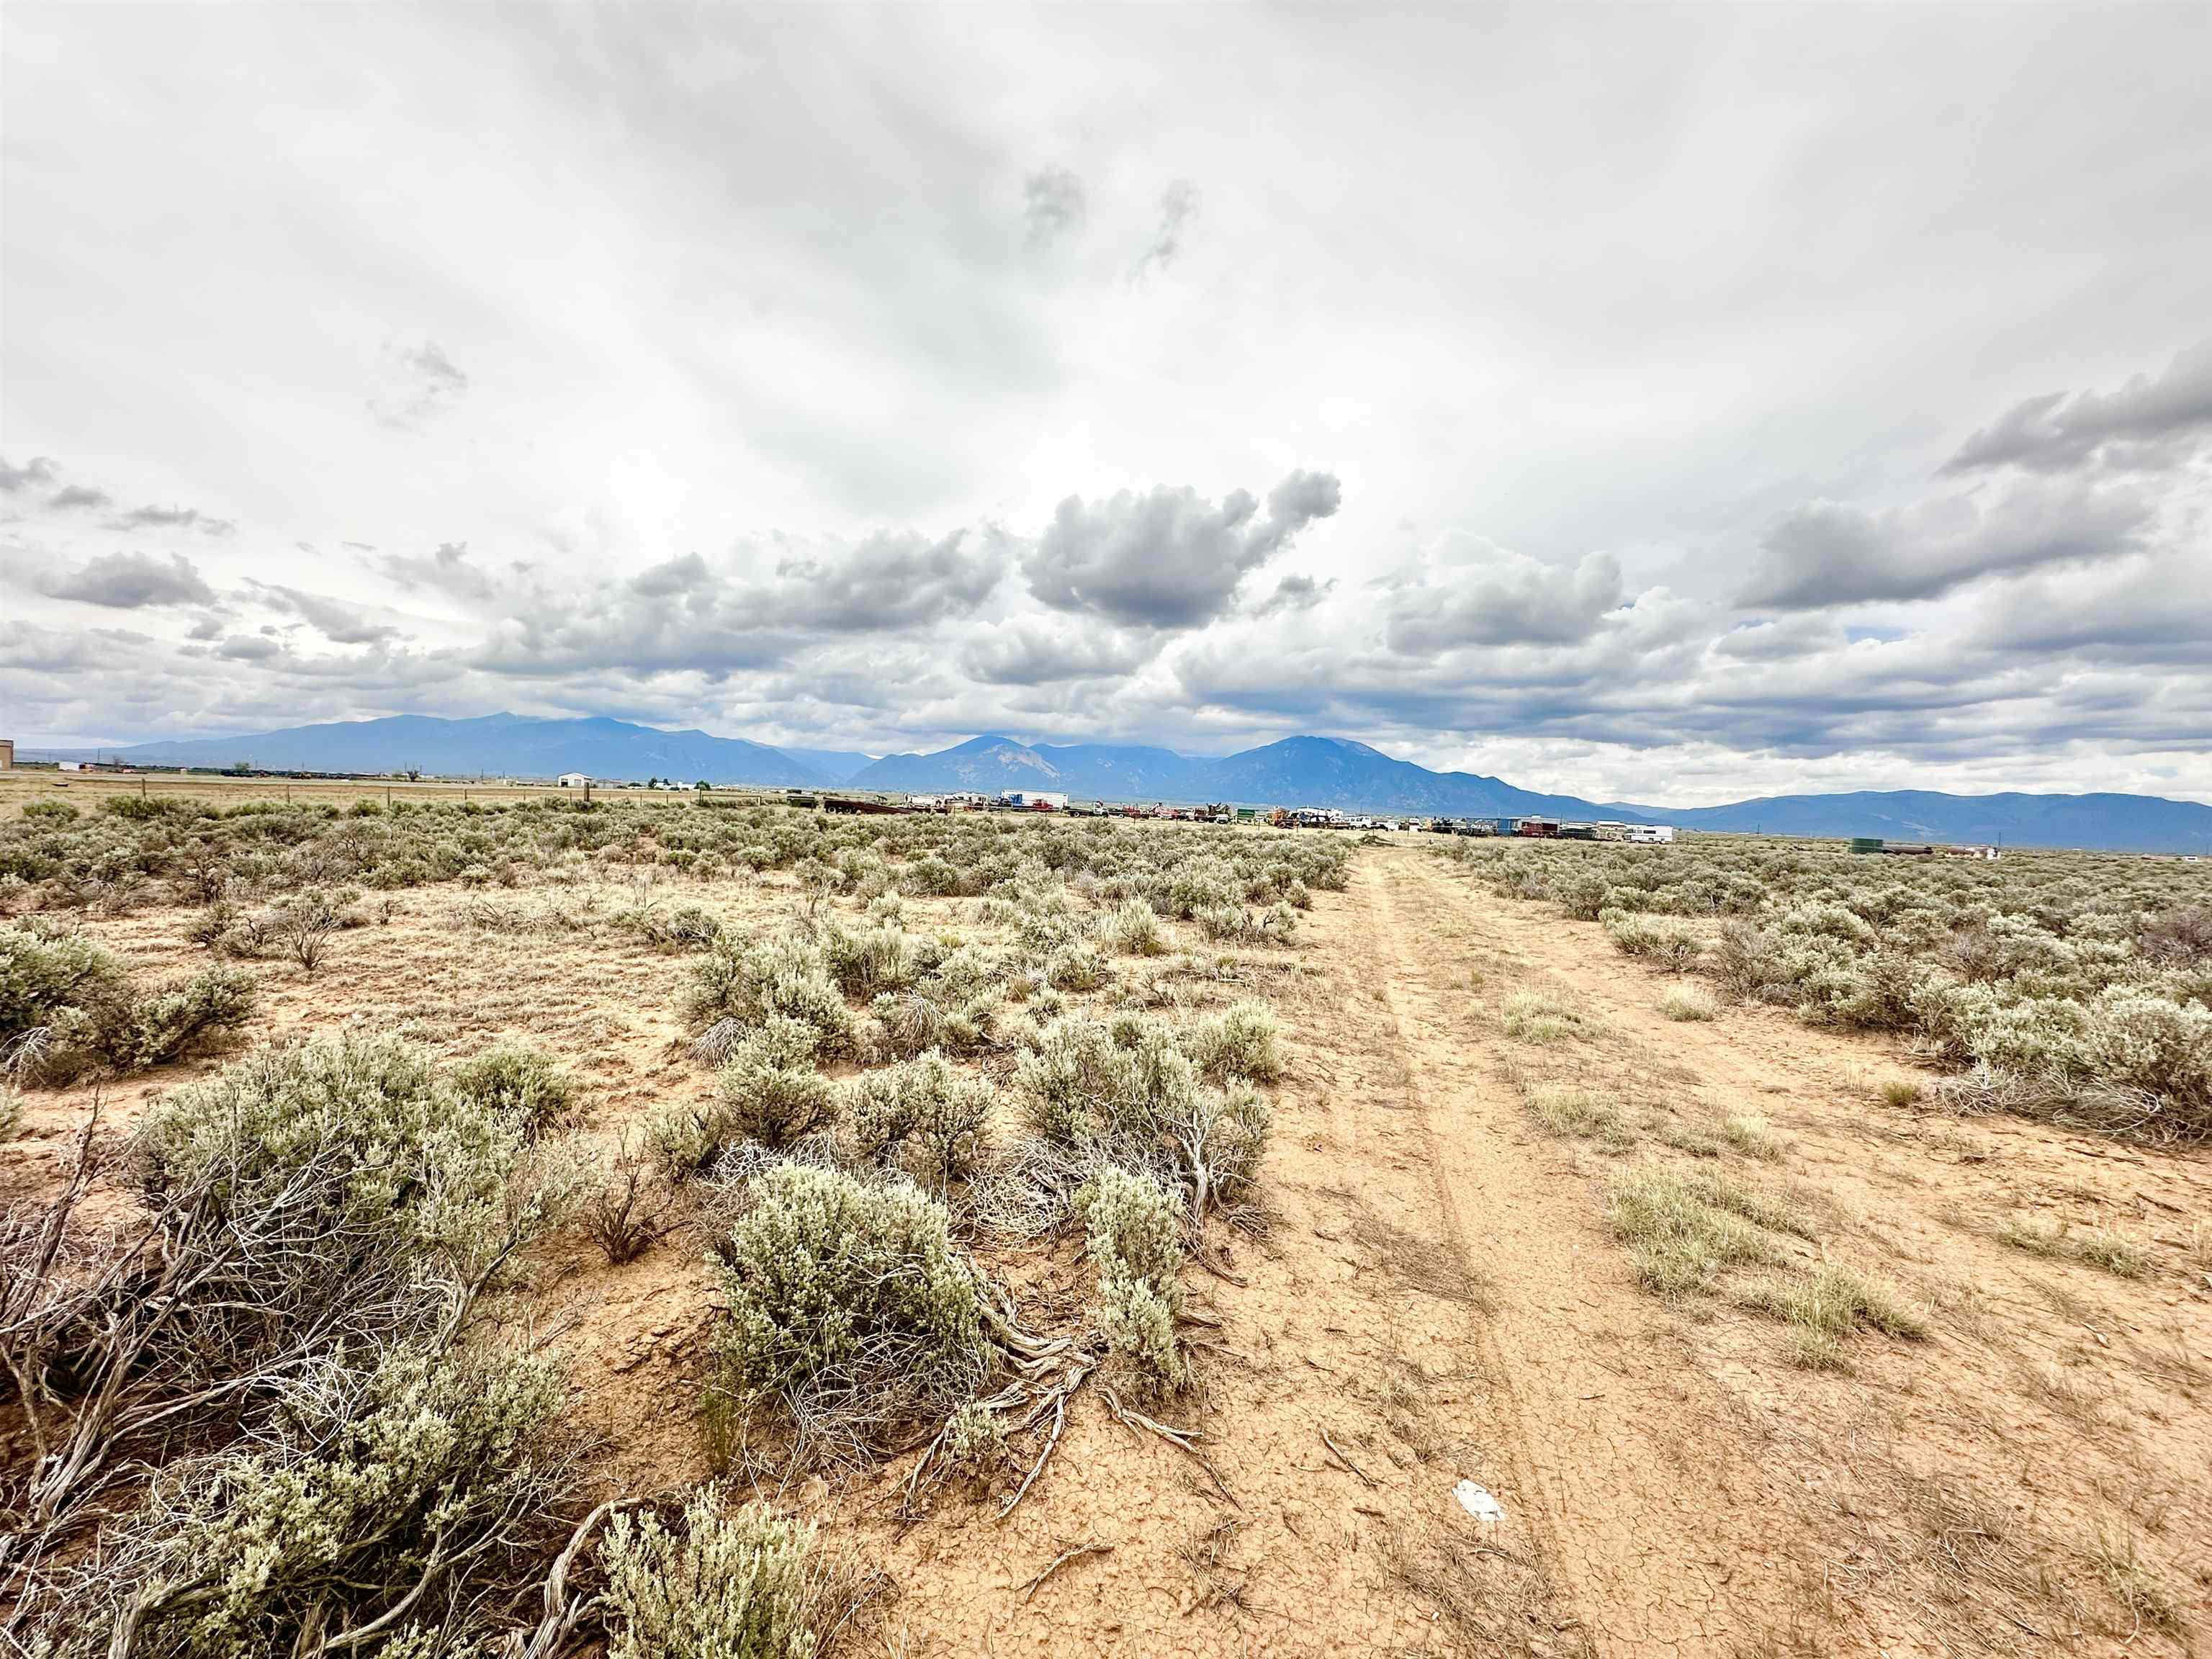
[
  {"x1": 229, "y1": 760, "x2": 251, "y2": 776},
  {"x1": 696, "y1": 780, "x2": 711, "y2": 791}
]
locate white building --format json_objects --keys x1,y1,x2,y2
[{"x1": 557, "y1": 773, "x2": 590, "y2": 788}]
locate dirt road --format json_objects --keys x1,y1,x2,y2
[{"x1": 1302, "y1": 842, "x2": 2211, "y2": 1658}]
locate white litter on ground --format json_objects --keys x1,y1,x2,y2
[{"x1": 1452, "y1": 1479, "x2": 1506, "y2": 1522}]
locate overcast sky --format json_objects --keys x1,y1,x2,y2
[{"x1": 4, "y1": 4, "x2": 2210, "y2": 804}]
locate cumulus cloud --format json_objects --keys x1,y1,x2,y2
[
  {"x1": 764, "y1": 528, "x2": 1009, "y2": 629},
  {"x1": 1025, "y1": 469, "x2": 1340, "y2": 628},
  {"x1": 369, "y1": 339, "x2": 469, "y2": 430},
  {"x1": 49, "y1": 485, "x2": 112, "y2": 511},
  {"x1": 0, "y1": 457, "x2": 57, "y2": 493},
  {"x1": 1384, "y1": 544, "x2": 1624, "y2": 652},
  {"x1": 39, "y1": 550, "x2": 215, "y2": 608},
  {"x1": 1944, "y1": 339, "x2": 2212, "y2": 474},
  {"x1": 961, "y1": 619, "x2": 1159, "y2": 685},
  {"x1": 472, "y1": 524, "x2": 1010, "y2": 679},
  {"x1": 1022, "y1": 167, "x2": 1086, "y2": 248},
  {"x1": 1136, "y1": 180, "x2": 1198, "y2": 276},
  {"x1": 1737, "y1": 479, "x2": 2151, "y2": 610}
]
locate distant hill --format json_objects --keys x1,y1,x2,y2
[
  {"x1": 851, "y1": 736, "x2": 1212, "y2": 799},
  {"x1": 97, "y1": 713, "x2": 827, "y2": 787},
  {"x1": 775, "y1": 749, "x2": 878, "y2": 786},
  {"x1": 55, "y1": 714, "x2": 2212, "y2": 852},
  {"x1": 853, "y1": 733, "x2": 1635, "y2": 819},
  {"x1": 1606, "y1": 789, "x2": 2212, "y2": 853}
]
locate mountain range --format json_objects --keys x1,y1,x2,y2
[{"x1": 37, "y1": 714, "x2": 2212, "y2": 853}]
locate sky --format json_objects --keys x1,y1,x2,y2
[{"x1": 4, "y1": 4, "x2": 2210, "y2": 806}]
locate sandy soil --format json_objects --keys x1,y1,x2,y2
[{"x1": 7, "y1": 839, "x2": 2206, "y2": 1656}]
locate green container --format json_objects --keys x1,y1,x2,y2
[{"x1": 1851, "y1": 837, "x2": 1884, "y2": 854}]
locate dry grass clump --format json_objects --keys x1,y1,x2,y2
[
  {"x1": 1527, "y1": 1086, "x2": 1636, "y2": 1154},
  {"x1": 1717, "y1": 1112, "x2": 1786, "y2": 1161},
  {"x1": 1994, "y1": 1214, "x2": 2150, "y2": 1279},
  {"x1": 1604, "y1": 1166, "x2": 1790, "y2": 1295},
  {"x1": 1606, "y1": 1164, "x2": 1920, "y2": 1366},
  {"x1": 1879, "y1": 1076, "x2": 1924, "y2": 1109},
  {"x1": 1656, "y1": 982, "x2": 1719, "y2": 1022},
  {"x1": 2090, "y1": 1532, "x2": 2185, "y2": 1638},
  {"x1": 1739, "y1": 1263, "x2": 1929, "y2": 1369},
  {"x1": 1602, "y1": 909, "x2": 1703, "y2": 970},
  {"x1": 1500, "y1": 989, "x2": 1593, "y2": 1046}
]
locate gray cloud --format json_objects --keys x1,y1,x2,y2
[
  {"x1": 109, "y1": 503, "x2": 236, "y2": 536},
  {"x1": 250, "y1": 583, "x2": 405, "y2": 644},
  {"x1": 49, "y1": 485, "x2": 112, "y2": 511},
  {"x1": 39, "y1": 550, "x2": 216, "y2": 608},
  {"x1": 961, "y1": 619, "x2": 1158, "y2": 686},
  {"x1": 369, "y1": 339, "x2": 469, "y2": 430},
  {"x1": 1737, "y1": 480, "x2": 2152, "y2": 610},
  {"x1": 767, "y1": 528, "x2": 1007, "y2": 630},
  {"x1": 1025, "y1": 469, "x2": 1340, "y2": 628},
  {"x1": 377, "y1": 539, "x2": 498, "y2": 601},
  {"x1": 1385, "y1": 547, "x2": 1624, "y2": 652},
  {"x1": 1944, "y1": 339, "x2": 2212, "y2": 475},
  {"x1": 1022, "y1": 167, "x2": 1086, "y2": 248},
  {"x1": 1251, "y1": 572, "x2": 1333, "y2": 618},
  {"x1": 0, "y1": 457, "x2": 57, "y2": 493},
  {"x1": 1137, "y1": 180, "x2": 1198, "y2": 276},
  {"x1": 471, "y1": 524, "x2": 1009, "y2": 680}
]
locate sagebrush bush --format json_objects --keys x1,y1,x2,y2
[
  {"x1": 51, "y1": 1346, "x2": 575, "y2": 1657},
  {"x1": 684, "y1": 932, "x2": 854, "y2": 1053},
  {"x1": 1077, "y1": 1165, "x2": 1188, "y2": 1395},
  {"x1": 601, "y1": 1488, "x2": 825, "y2": 1659},
  {"x1": 1045, "y1": 941, "x2": 1107, "y2": 992},
  {"x1": 1449, "y1": 835, "x2": 2212, "y2": 1139},
  {"x1": 1, "y1": 927, "x2": 251, "y2": 1084},
  {"x1": 447, "y1": 1042, "x2": 577, "y2": 1139},
  {"x1": 1014, "y1": 1012, "x2": 1268, "y2": 1211},
  {"x1": 1103, "y1": 897, "x2": 1167, "y2": 956},
  {"x1": 819, "y1": 920, "x2": 922, "y2": 999},
  {"x1": 842, "y1": 1051, "x2": 992, "y2": 1187},
  {"x1": 1185, "y1": 999, "x2": 1284, "y2": 1082},
  {"x1": 716, "y1": 1018, "x2": 838, "y2": 1149},
  {"x1": 708, "y1": 1162, "x2": 989, "y2": 1457},
  {"x1": 136, "y1": 1031, "x2": 536, "y2": 1274},
  {"x1": 1658, "y1": 984, "x2": 1718, "y2": 1022}
]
